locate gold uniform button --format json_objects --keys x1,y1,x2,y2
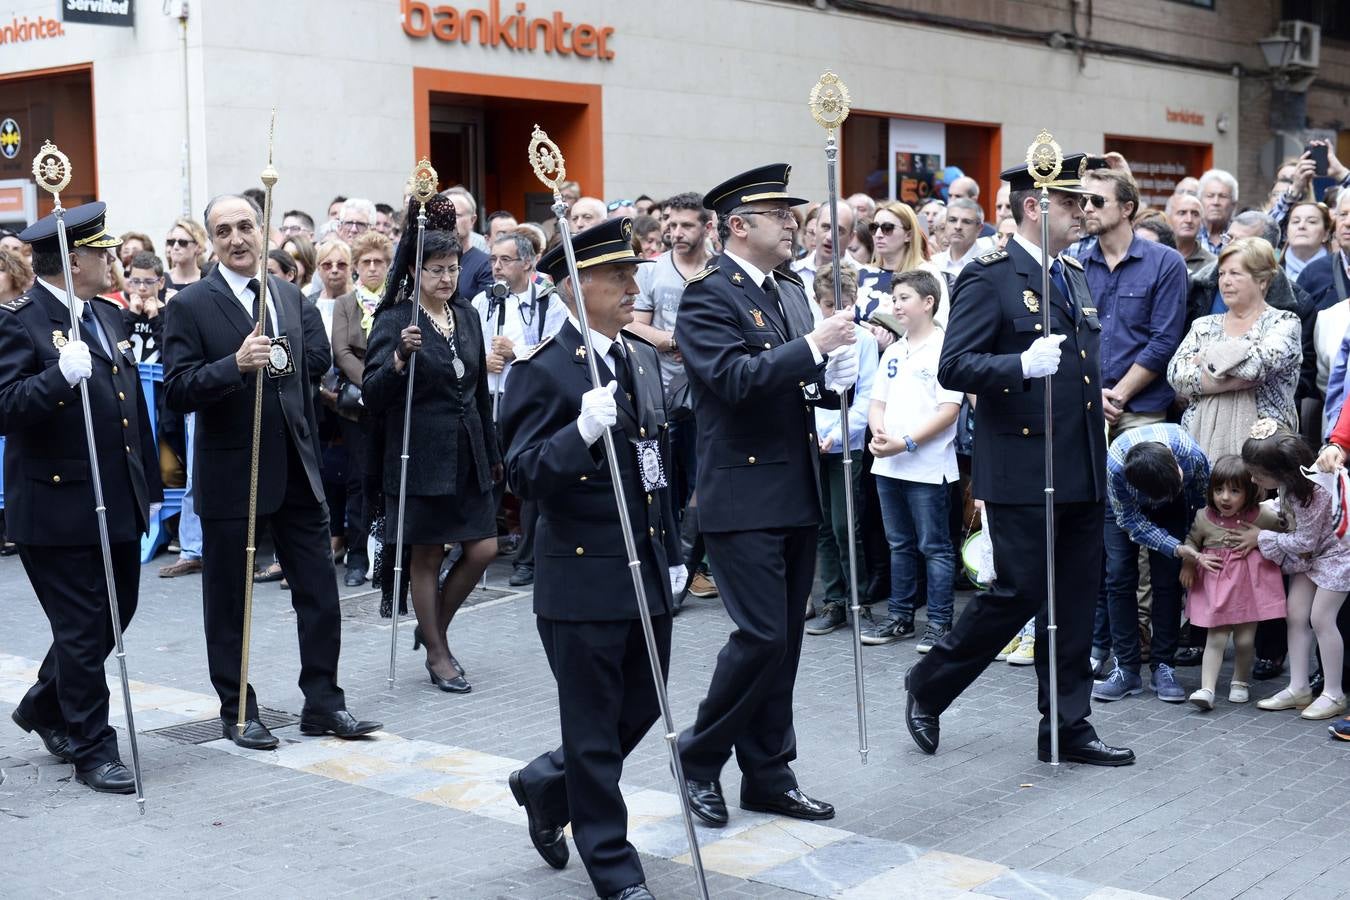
[
  {"x1": 639, "y1": 427, "x2": 646, "y2": 437},
  {"x1": 748, "y1": 456, "x2": 756, "y2": 464},
  {"x1": 118, "y1": 391, "x2": 125, "y2": 400},
  {"x1": 1083, "y1": 375, "x2": 1091, "y2": 385},
  {"x1": 579, "y1": 475, "x2": 588, "y2": 481},
  {"x1": 799, "y1": 381, "x2": 806, "y2": 387},
  {"x1": 111, "y1": 365, "x2": 118, "y2": 374},
  {"x1": 1087, "y1": 401, "x2": 1094, "y2": 410},
  {"x1": 1080, "y1": 350, "x2": 1086, "y2": 359},
  {"x1": 1034, "y1": 324, "x2": 1043, "y2": 332},
  {"x1": 763, "y1": 342, "x2": 771, "y2": 349},
  {"x1": 125, "y1": 445, "x2": 131, "y2": 453},
  {"x1": 646, "y1": 493, "x2": 653, "y2": 505},
  {"x1": 1021, "y1": 428, "x2": 1030, "y2": 436},
  {"x1": 648, "y1": 526, "x2": 655, "y2": 536},
  {"x1": 122, "y1": 418, "x2": 129, "y2": 427},
  {"x1": 58, "y1": 400, "x2": 65, "y2": 407},
  {"x1": 51, "y1": 475, "x2": 61, "y2": 484},
  {"x1": 575, "y1": 547, "x2": 585, "y2": 556}
]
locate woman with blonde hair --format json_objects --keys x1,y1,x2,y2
[
  {"x1": 856, "y1": 200, "x2": 949, "y2": 334},
  {"x1": 164, "y1": 217, "x2": 207, "y2": 290}
]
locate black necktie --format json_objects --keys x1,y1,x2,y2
[
  {"x1": 247, "y1": 279, "x2": 271, "y2": 335},
  {"x1": 763, "y1": 277, "x2": 791, "y2": 335},
  {"x1": 608, "y1": 344, "x2": 634, "y2": 399},
  {"x1": 1049, "y1": 260, "x2": 1073, "y2": 312},
  {"x1": 78, "y1": 304, "x2": 108, "y2": 355}
]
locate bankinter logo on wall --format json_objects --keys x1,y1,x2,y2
[{"x1": 402, "y1": 0, "x2": 615, "y2": 60}]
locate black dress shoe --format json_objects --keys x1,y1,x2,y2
[
  {"x1": 1039, "y1": 738, "x2": 1136, "y2": 766},
  {"x1": 1173, "y1": 646, "x2": 1203, "y2": 666},
  {"x1": 299, "y1": 709, "x2": 382, "y2": 738},
  {"x1": 344, "y1": 567, "x2": 367, "y2": 587},
  {"x1": 1253, "y1": 656, "x2": 1284, "y2": 680},
  {"x1": 426, "y1": 661, "x2": 472, "y2": 694},
  {"x1": 508, "y1": 769, "x2": 569, "y2": 869},
  {"x1": 223, "y1": 718, "x2": 279, "y2": 750},
  {"x1": 683, "y1": 778, "x2": 728, "y2": 827},
  {"x1": 11, "y1": 709, "x2": 73, "y2": 762},
  {"x1": 604, "y1": 885, "x2": 654, "y2": 900},
  {"x1": 508, "y1": 565, "x2": 535, "y2": 587},
  {"x1": 740, "y1": 787, "x2": 835, "y2": 821},
  {"x1": 904, "y1": 670, "x2": 939, "y2": 755},
  {"x1": 75, "y1": 760, "x2": 136, "y2": 795}
]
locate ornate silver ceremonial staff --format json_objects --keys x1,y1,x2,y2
[
  {"x1": 527, "y1": 125, "x2": 710, "y2": 900},
  {"x1": 810, "y1": 72, "x2": 869, "y2": 765},
  {"x1": 1027, "y1": 130, "x2": 1063, "y2": 767},
  {"x1": 388, "y1": 158, "x2": 440, "y2": 684},
  {"x1": 31, "y1": 140, "x2": 146, "y2": 813},
  {"x1": 236, "y1": 112, "x2": 279, "y2": 738}
]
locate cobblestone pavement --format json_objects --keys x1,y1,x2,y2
[{"x1": 2, "y1": 549, "x2": 1349, "y2": 899}]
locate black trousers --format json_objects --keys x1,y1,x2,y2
[
  {"x1": 338, "y1": 416, "x2": 369, "y2": 568},
  {"x1": 200, "y1": 441, "x2": 345, "y2": 721},
  {"x1": 909, "y1": 501, "x2": 1103, "y2": 752},
  {"x1": 515, "y1": 498, "x2": 538, "y2": 569},
  {"x1": 17, "y1": 541, "x2": 140, "y2": 769},
  {"x1": 678, "y1": 525, "x2": 815, "y2": 793},
  {"x1": 519, "y1": 614, "x2": 671, "y2": 898}
]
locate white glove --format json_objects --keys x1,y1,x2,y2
[
  {"x1": 58, "y1": 340, "x2": 92, "y2": 386},
  {"x1": 669, "y1": 565, "x2": 689, "y2": 596},
  {"x1": 577, "y1": 380, "x2": 619, "y2": 446},
  {"x1": 824, "y1": 344, "x2": 859, "y2": 394},
  {"x1": 1021, "y1": 334, "x2": 1066, "y2": 379}
]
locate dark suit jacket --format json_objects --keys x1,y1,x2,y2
[
  {"x1": 331, "y1": 290, "x2": 368, "y2": 386},
  {"x1": 162, "y1": 267, "x2": 330, "y2": 519},
  {"x1": 458, "y1": 247, "x2": 494, "y2": 304},
  {"x1": 673, "y1": 254, "x2": 836, "y2": 533},
  {"x1": 362, "y1": 297, "x2": 499, "y2": 497},
  {"x1": 0, "y1": 285, "x2": 159, "y2": 545},
  {"x1": 501, "y1": 321, "x2": 679, "y2": 621},
  {"x1": 938, "y1": 241, "x2": 1106, "y2": 506}
]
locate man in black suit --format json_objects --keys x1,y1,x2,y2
[
  {"x1": 904, "y1": 147, "x2": 1135, "y2": 766},
  {"x1": 0, "y1": 203, "x2": 159, "y2": 794},
  {"x1": 672, "y1": 165, "x2": 858, "y2": 827},
  {"x1": 163, "y1": 194, "x2": 379, "y2": 749},
  {"x1": 501, "y1": 218, "x2": 682, "y2": 900}
]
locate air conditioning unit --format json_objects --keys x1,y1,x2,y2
[{"x1": 1278, "y1": 19, "x2": 1320, "y2": 69}]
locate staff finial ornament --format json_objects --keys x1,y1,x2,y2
[
  {"x1": 809, "y1": 72, "x2": 852, "y2": 134},
  {"x1": 528, "y1": 125, "x2": 566, "y2": 195},
  {"x1": 1025, "y1": 129, "x2": 1065, "y2": 189}
]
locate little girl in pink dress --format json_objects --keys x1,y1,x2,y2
[{"x1": 1181, "y1": 455, "x2": 1287, "y2": 710}]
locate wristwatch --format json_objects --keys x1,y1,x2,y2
[{"x1": 903, "y1": 435, "x2": 918, "y2": 453}]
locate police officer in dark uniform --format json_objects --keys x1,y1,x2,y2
[
  {"x1": 903, "y1": 151, "x2": 1135, "y2": 766},
  {"x1": 672, "y1": 166, "x2": 859, "y2": 827},
  {"x1": 502, "y1": 218, "x2": 683, "y2": 900},
  {"x1": 0, "y1": 203, "x2": 159, "y2": 794}
]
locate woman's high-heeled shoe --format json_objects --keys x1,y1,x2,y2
[
  {"x1": 412, "y1": 625, "x2": 423, "y2": 651},
  {"x1": 426, "y1": 661, "x2": 471, "y2": 694}
]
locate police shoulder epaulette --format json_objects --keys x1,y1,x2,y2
[
  {"x1": 775, "y1": 267, "x2": 805, "y2": 289},
  {"x1": 514, "y1": 335, "x2": 553, "y2": 363},
  {"x1": 976, "y1": 250, "x2": 1008, "y2": 266},
  {"x1": 685, "y1": 265, "x2": 717, "y2": 285},
  {"x1": 92, "y1": 295, "x2": 121, "y2": 308},
  {"x1": 619, "y1": 328, "x2": 658, "y2": 351},
  {"x1": 1060, "y1": 254, "x2": 1084, "y2": 270},
  {"x1": 1, "y1": 295, "x2": 30, "y2": 313}
]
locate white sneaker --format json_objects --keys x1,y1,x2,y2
[
  {"x1": 1008, "y1": 637, "x2": 1035, "y2": 666},
  {"x1": 1228, "y1": 681, "x2": 1249, "y2": 703},
  {"x1": 996, "y1": 635, "x2": 1021, "y2": 662}
]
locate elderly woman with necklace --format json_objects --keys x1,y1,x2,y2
[
  {"x1": 1168, "y1": 236, "x2": 1302, "y2": 461},
  {"x1": 363, "y1": 223, "x2": 500, "y2": 693}
]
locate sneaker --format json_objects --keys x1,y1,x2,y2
[
  {"x1": 1092, "y1": 666, "x2": 1143, "y2": 701},
  {"x1": 996, "y1": 635, "x2": 1021, "y2": 662},
  {"x1": 916, "y1": 624, "x2": 949, "y2": 654},
  {"x1": 1228, "y1": 681, "x2": 1250, "y2": 704},
  {"x1": 1150, "y1": 664, "x2": 1186, "y2": 702},
  {"x1": 1188, "y1": 688, "x2": 1215, "y2": 711},
  {"x1": 805, "y1": 602, "x2": 847, "y2": 636},
  {"x1": 860, "y1": 615, "x2": 914, "y2": 645},
  {"x1": 688, "y1": 572, "x2": 718, "y2": 598},
  {"x1": 1328, "y1": 717, "x2": 1350, "y2": 741},
  {"x1": 1008, "y1": 637, "x2": 1036, "y2": 666},
  {"x1": 1300, "y1": 694, "x2": 1348, "y2": 720}
]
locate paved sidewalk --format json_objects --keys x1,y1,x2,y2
[{"x1": 1, "y1": 551, "x2": 1348, "y2": 898}]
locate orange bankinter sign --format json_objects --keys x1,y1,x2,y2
[{"x1": 402, "y1": 0, "x2": 615, "y2": 60}]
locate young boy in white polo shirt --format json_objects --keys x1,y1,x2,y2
[{"x1": 862, "y1": 270, "x2": 961, "y2": 652}]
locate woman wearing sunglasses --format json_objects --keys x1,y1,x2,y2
[
  {"x1": 856, "y1": 201, "x2": 949, "y2": 339},
  {"x1": 164, "y1": 218, "x2": 207, "y2": 292}
]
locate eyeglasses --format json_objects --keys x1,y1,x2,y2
[
  {"x1": 165, "y1": 237, "x2": 195, "y2": 248},
  {"x1": 1079, "y1": 194, "x2": 1108, "y2": 209},
  {"x1": 319, "y1": 261, "x2": 349, "y2": 271},
  {"x1": 489, "y1": 255, "x2": 521, "y2": 265},
  {"x1": 739, "y1": 208, "x2": 795, "y2": 224},
  {"x1": 127, "y1": 277, "x2": 161, "y2": 287},
  {"x1": 339, "y1": 220, "x2": 370, "y2": 232},
  {"x1": 422, "y1": 265, "x2": 461, "y2": 280},
  {"x1": 867, "y1": 221, "x2": 909, "y2": 236},
  {"x1": 280, "y1": 224, "x2": 310, "y2": 235},
  {"x1": 606, "y1": 199, "x2": 634, "y2": 211}
]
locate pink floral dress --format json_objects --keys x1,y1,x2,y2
[
  {"x1": 1257, "y1": 486, "x2": 1350, "y2": 592},
  {"x1": 1185, "y1": 505, "x2": 1286, "y2": 627}
]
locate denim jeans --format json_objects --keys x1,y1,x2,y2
[
  {"x1": 876, "y1": 475, "x2": 954, "y2": 626},
  {"x1": 179, "y1": 412, "x2": 202, "y2": 560},
  {"x1": 1097, "y1": 495, "x2": 1185, "y2": 672},
  {"x1": 816, "y1": 451, "x2": 864, "y2": 603}
]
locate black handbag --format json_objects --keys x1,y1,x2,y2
[{"x1": 322, "y1": 368, "x2": 364, "y2": 418}]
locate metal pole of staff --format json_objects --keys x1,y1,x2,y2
[
  {"x1": 236, "y1": 113, "x2": 280, "y2": 739},
  {"x1": 527, "y1": 126, "x2": 710, "y2": 900},
  {"x1": 31, "y1": 140, "x2": 146, "y2": 813},
  {"x1": 388, "y1": 159, "x2": 440, "y2": 685},
  {"x1": 811, "y1": 72, "x2": 869, "y2": 765},
  {"x1": 1027, "y1": 132, "x2": 1063, "y2": 766},
  {"x1": 481, "y1": 287, "x2": 508, "y2": 593}
]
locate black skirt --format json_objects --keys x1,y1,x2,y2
[{"x1": 384, "y1": 428, "x2": 495, "y2": 545}]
